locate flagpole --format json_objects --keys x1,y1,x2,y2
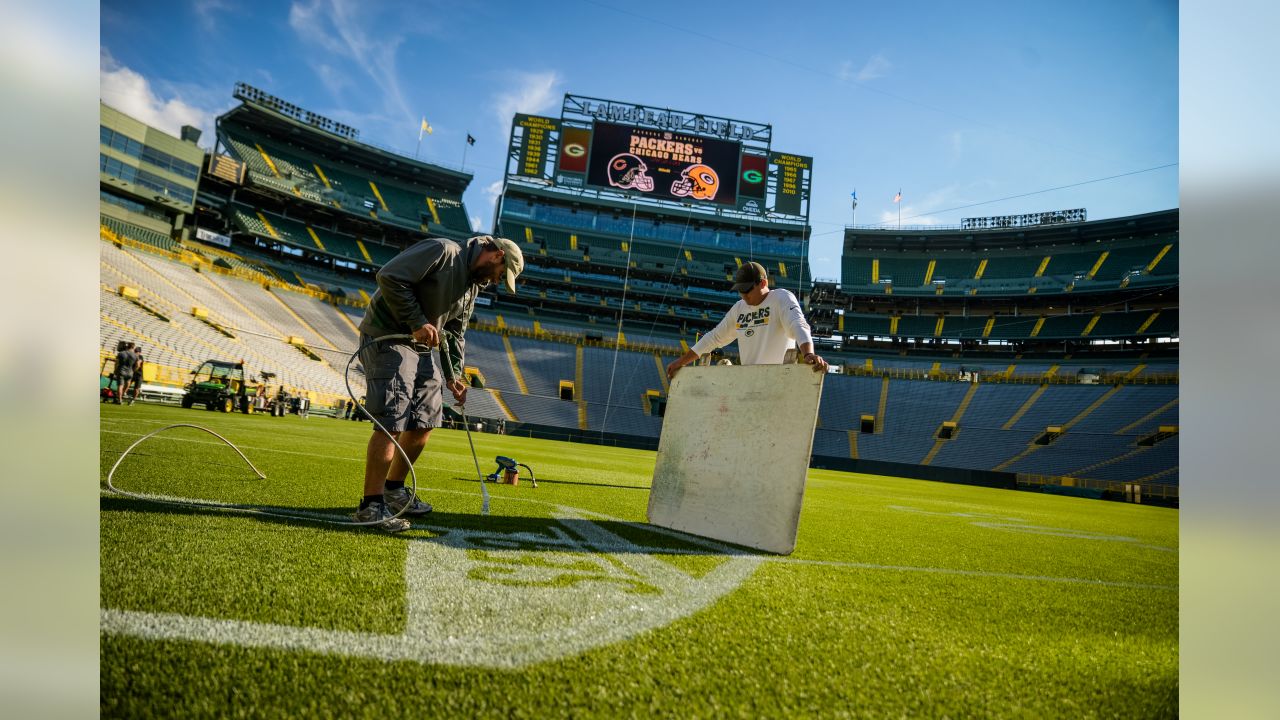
[
  {"x1": 416, "y1": 117, "x2": 428, "y2": 160},
  {"x1": 461, "y1": 139, "x2": 469, "y2": 171}
]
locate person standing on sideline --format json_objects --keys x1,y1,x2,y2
[
  {"x1": 354, "y1": 235, "x2": 523, "y2": 532},
  {"x1": 666, "y1": 261, "x2": 828, "y2": 379},
  {"x1": 130, "y1": 345, "x2": 145, "y2": 404},
  {"x1": 113, "y1": 342, "x2": 137, "y2": 404}
]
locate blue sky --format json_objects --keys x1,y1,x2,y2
[{"x1": 100, "y1": 0, "x2": 1178, "y2": 277}]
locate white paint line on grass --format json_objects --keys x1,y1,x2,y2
[
  {"x1": 102, "y1": 489, "x2": 1175, "y2": 669},
  {"x1": 889, "y1": 505, "x2": 1177, "y2": 553},
  {"x1": 103, "y1": 502, "x2": 760, "y2": 668},
  {"x1": 101, "y1": 485, "x2": 1178, "y2": 588},
  {"x1": 970, "y1": 522, "x2": 1176, "y2": 553}
]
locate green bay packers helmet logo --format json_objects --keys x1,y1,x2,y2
[
  {"x1": 742, "y1": 169, "x2": 763, "y2": 184},
  {"x1": 563, "y1": 143, "x2": 586, "y2": 157},
  {"x1": 671, "y1": 163, "x2": 720, "y2": 201}
]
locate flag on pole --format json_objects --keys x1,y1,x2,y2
[
  {"x1": 850, "y1": 189, "x2": 858, "y2": 209},
  {"x1": 893, "y1": 189, "x2": 902, "y2": 203},
  {"x1": 419, "y1": 117, "x2": 433, "y2": 140},
  {"x1": 466, "y1": 134, "x2": 476, "y2": 146}
]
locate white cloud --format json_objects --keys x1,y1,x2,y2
[
  {"x1": 193, "y1": 0, "x2": 236, "y2": 32},
  {"x1": 491, "y1": 71, "x2": 562, "y2": 128},
  {"x1": 288, "y1": 0, "x2": 413, "y2": 120},
  {"x1": 99, "y1": 52, "x2": 220, "y2": 147},
  {"x1": 856, "y1": 54, "x2": 891, "y2": 82},
  {"x1": 475, "y1": 180, "x2": 505, "y2": 235},
  {"x1": 288, "y1": 0, "x2": 347, "y2": 55},
  {"x1": 312, "y1": 62, "x2": 352, "y2": 98},
  {"x1": 837, "y1": 60, "x2": 854, "y2": 82},
  {"x1": 470, "y1": 215, "x2": 482, "y2": 232}
]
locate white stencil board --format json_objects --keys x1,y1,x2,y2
[{"x1": 648, "y1": 363, "x2": 825, "y2": 554}]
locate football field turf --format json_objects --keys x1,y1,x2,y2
[{"x1": 101, "y1": 403, "x2": 1178, "y2": 718}]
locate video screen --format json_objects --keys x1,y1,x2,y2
[{"x1": 584, "y1": 121, "x2": 740, "y2": 205}]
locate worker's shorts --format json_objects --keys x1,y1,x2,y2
[{"x1": 357, "y1": 334, "x2": 441, "y2": 433}]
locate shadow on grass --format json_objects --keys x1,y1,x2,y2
[{"x1": 99, "y1": 495, "x2": 757, "y2": 557}]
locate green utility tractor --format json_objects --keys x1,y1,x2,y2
[{"x1": 181, "y1": 360, "x2": 253, "y2": 413}]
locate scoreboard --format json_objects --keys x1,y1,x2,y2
[
  {"x1": 769, "y1": 152, "x2": 812, "y2": 216},
  {"x1": 514, "y1": 114, "x2": 559, "y2": 178},
  {"x1": 507, "y1": 96, "x2": 811, "y2": 220},
  {"x1": 582, "y1": 121, "x2": 741, "y2": 206}
]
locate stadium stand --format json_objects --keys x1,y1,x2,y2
[
  {"x1": 101, "y1": 215, "x2": 180, "y2": 252},
  {"x1": 99, "y1": 90, "x2": 1178, "y2": 504},
  {"x1": 218, "y1": 103, "x2": 472, "y2": 237},
  {"x1": 823, "y1": 211, "x2": 1177, "y2": 304},
  {"x1": 272, "y1": 290, "x2": 361, "y2": 351},
  {"x1": 455, "y1": 388, "x2": 508, "y2": 422},
  {"x1": 103, "y1": 225, "x2": 1179, "y2": 491},
  {"x1": 496, "y1": 182, "x2": 810, "y2": 347},
  {"x1": 460, "y1": 331, "x2": 525, "y2": 396},
  {"x1": 101, "y1": 240, "x2": 363, "y2": 401},
  {"x1": 581, "y1": 346, "x2": 666, "y2": 435},
  {"x1": 504, "y1": 336, "x2": 577, "y2": 400},
  {"x1": 855, "y1": 379, "x2": 973, "y2": 465},
  {"x1": 499, "y1": 391, "x2": 581, "y2": 428}
]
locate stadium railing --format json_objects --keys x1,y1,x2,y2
[
  {"x1": 1015, "y1": 473, "x2": 1179, "y2": 502},
  {"x1": 837, "y1": 365, "x2": 1177, "y2": 385}
]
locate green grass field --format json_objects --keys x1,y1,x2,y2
[{"x1": 101, "y1": 403, "x2": 1178, "y2": 718}]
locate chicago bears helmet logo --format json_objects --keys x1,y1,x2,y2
[{"x1": 606, "y1": 153, "x2": 655, "y2": 192}]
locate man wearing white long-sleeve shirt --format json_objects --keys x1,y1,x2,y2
[{"x1": 666, "y1": 261, "x2": 828, "y2": 380}]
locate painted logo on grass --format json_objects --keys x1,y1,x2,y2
[{"x1": 101, "y1": 506, "x2": 760, "y2": 668}]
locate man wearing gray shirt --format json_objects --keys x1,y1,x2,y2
[{"x1": 354, "y1": 235, "x2": 523, "y2": 532}]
